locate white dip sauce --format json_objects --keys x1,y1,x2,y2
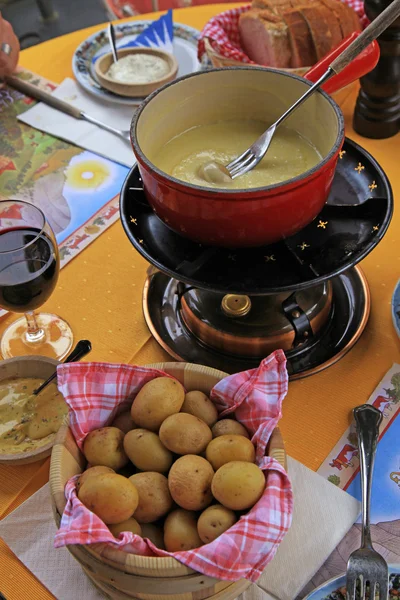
[{"x1": 106, "y1": 54, "x2": 170, "y2": 84}]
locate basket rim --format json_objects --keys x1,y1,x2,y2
[
  {"x1": 50, "y1": 361, "x2": 286, "y2": 574},
  {"x1": 202, "y1": 37, "x2": 311, "y2": 73}
]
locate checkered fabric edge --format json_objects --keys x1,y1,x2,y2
[
  {"x1": 198, "y1": 0, "x2": 368, "y2": 63},
  {"x1": 54, "y1": 351, "x2": 293, "y2": 582}
]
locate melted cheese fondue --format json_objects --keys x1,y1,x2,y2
[
  {"x1": 153, "y1": 120, "x2": 322, "y2": 189},
  {"x1": 0, "y1": 378, "x2": 68, "y2": 455}
]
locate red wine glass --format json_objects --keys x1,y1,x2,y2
[{"x1": 0, "y1": 200, "x2": 73, "y2": 359}]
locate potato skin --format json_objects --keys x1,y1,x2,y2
[
  {"x1": 168, "y1": 455, "x2": 214, "y2": 511},
  {"x1": 164, "y1": 509, "x2": 202, "y2": 552},
  {"x1": 124, "y1": 429, "x2": 173, "y2": 473},
  {"x1": 141, "y1": 523, "x2": 165, "y2": 549},
  {"x1": 212, "y1": 419, "x2": 250, "y2": 439},
  {"x1": 206, "y1": 435, "x2": 255, "y2": 471},
  {"x1": 109, "y1": 518, "x2": 142, "y2": 537},
  {"x1": 112, "y1": 411, "x2": 137, "y2": 434},
  {"x1": 159, "y1": 413, "x2": 212, "y2": 455},
  {"x1": 77, "y1": 466, "x2": 115, "y2": 492},
  {"x1": 129, "y1": 472, "x2": 173, "y2": 523},
  {"x1": 197, "y1": 504, "x2": 237, "y2": 544},
  {"x1": 83, "y1": 427, "x2": 129, "y2": 470},
  {"x1": 211, "y1": 462, "x2": 265, "y2": 510},
  {"x1": 181, "y1": 391, "x2": 218, "y2": 427},
  {"x1": 78, "y1": 473, "x2": 139, "y2": 524},
  {"x1": 131, "y1": 377, "x2": 185, "y2": 432}
]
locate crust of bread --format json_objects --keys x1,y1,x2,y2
[
  {"x1": 319, "y1": 0, "x2": 360, "y2": 37},
  {"x1": 297, "y1": 5, "x2": 333, "y2": 60},
  {"x1": 282, "y1": 8, "x2": 317, "y2": 67}
]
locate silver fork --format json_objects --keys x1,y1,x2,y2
[
  {"x1": 226, "y1": 0, "x2": 400, "y2": 180},
  {"x1": 346, "y1": 404, "x2": 388, "y2": 600},
  {"x1": 226, "y1": 70, "x2": 332, "y2": 179},
  {"x1": 5, "y1": 75, "x2": 132, "y2": 144}
]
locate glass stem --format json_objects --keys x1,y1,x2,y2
[{"x1": 24, "y1": 312, "x2": 45, "y2": 344}]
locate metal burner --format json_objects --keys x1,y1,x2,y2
[
  {"x1": 143, "y1": 267, "x2": 370, "y2": 379},
  {"x1": 179, "y1": 282, "x2": 332, "y2": 357}
]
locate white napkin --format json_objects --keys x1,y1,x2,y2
[
  {"x1": 17, "y1": 78, "x2": 137, "y2": 168},
  {"x1": 0, "y1": 458, "x2": 360, "y2": 600}
]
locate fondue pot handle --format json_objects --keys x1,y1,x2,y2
[{"x1": 304, "y1": 33, "x2": 380, "y2": 95}]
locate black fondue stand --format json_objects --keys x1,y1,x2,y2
[
  {"x1": 120, "y1": 139, "x2": 393, "y2": 380},
  {"x1": 354, "y1": 0, "x2": 400, "y2": 138}
]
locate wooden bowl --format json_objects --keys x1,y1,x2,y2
[
  {"x1": 0, "y1": 355, "x2": 59, "y2": 465},
  {"x1": 95, "y1": 47, "x2": 179, "y2": 98},
  {"x1": 50, "y1": 361, "x2": 287, "y2": 600}
]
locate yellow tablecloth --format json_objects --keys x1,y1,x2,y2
[{"x1": 0, "y1": 6, "x2": 398, "y2": 597}]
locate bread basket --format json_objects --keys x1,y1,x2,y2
[
  {"x1": 50, "y1": 361, "x2": 287, "y2": 600},
  {"x1": 202, "y1": 39, "x2": 357, "y2": 107}
]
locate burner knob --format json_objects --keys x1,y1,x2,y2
[{"x1": 221, "y1": 294, "x2": 252, "y2": 317}]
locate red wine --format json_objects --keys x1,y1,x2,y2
[{"x1": 0, "y1": 227, "x2": 59, "y2": 312}]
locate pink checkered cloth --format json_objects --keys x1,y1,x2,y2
[
  {"x1": 54, "y1": 350, "x2": 293, "y2": 583},
  {"x1": 198, "y1": 1, "x2": 367, "y2": 64}
]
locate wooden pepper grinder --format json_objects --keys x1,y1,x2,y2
[{"x1": 353, "y1": 0, "x2": 400, "y2": 138}]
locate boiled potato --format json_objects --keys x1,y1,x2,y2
[
  {"x1": 181, "y1": 391, "x2": 218, "y2": 427},
  {"x1": 77, "y1": 466, "x2": 115, "y2": 492},
  {"x1": 112, "y1": 411, "x2": 137, "y2": 434},
  {"x1": 206, "y1": 435, "x2": 255, "y2": 471},
  {"x1": 211, "y1": 462, "x2": 265, "y2": 511},
  {"x1": 212, "y1": 419, "x2": 250, "y2": 439},
  {"x1": 78, "y1": 473, "x2": 139, "y2": 524},
  {"x1": 141, "y1": 523, "x2": 165, "y2": 549},
  {"x1": 124, "y1": 429, "x2": 173, "y2": 473},
  {"x1": 83, "y1": 427, "x2": 129, "y2": 470},
  {"x1": 197, "y1": 504, "x2": 237, "y2": 543},
  {"x1": 131, "y1": 377, "x2": 185, "y2": 431},
  {"x1": 129, "y1": 472, "x2": 173, "y2": 523},
  {"x1": 109, "y1": 517, "x2": 142, "y2": 537},
  {"x1": 168, "y1": 455, "x2": 214, "y2": 511},
  {"x1": 159, "y1": 413, "x2": 212, "y2": 455},
  {"x1": 164, "y1": 509, "x2": 202, "y2": 552}
]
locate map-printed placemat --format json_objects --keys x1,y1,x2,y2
[
  {"x1": 0, "y1": 69, "x2": 130, "y2": 271},
  {"x1": 299, "y1": 364, "x2": 400, "y2": 597}
]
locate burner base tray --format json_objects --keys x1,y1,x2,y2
[{"x1": 143, "y1": 267, "x2": 370, "y2": 379}]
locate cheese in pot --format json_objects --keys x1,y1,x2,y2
[
  {"x1": 0, "y1": 377, "x2": 68, "y2": 454},
  {"x1": 152, "y1": 120, "x2": 322, "y2": 189},
  {"x1": 106, "y1": 54, "x2": 170, "y2": 84}
]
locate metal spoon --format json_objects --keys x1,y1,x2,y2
[
  {"x1": 33, "y1": 339, "x2": 92, "y2": 395},
  {"x1": 107, "y1": 23, "x2": 119, "y2": 64},
  {"x1": 0, "y1": 340, "x2": 92, "y2": 445},
  {"x1": 200, "y1": 0, "x2": 400, "y2": 184}
]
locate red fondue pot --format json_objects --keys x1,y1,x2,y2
[{"x1": 131, "y1": 35, "x2": 379, "y2": 248}]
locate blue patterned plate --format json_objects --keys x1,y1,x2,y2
[
  {"x1": 72, "y1": 19, "x2": 204, "y2": 106},
  {"x1": 392, "y1": 279, "x2": 400, "y2": 338},
  {"x1": 304, "y1": 564, "x2": 400, "y2": 599}
]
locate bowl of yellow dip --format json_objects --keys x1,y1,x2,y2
[
  {"x1": 95, "y1": 47, "x2": 179, "y2": 98},
  {"x1": 0, "y1": 356, "x2": 68, "y2": 465}
]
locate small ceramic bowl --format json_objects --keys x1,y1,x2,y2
[
  {"x1": 0, "y1": 356, "x2": 62, "y2": 465},
  {"x1": 94, "y1": 47, "x2": 179, "y2": 98}
]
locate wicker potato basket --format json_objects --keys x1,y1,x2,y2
[
  {"x1": 203, "y1": 37, "x2": 357, "y2": 107},
  {"x1": 50, "y1": 362, "x2": 286, "y2": 600}
]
